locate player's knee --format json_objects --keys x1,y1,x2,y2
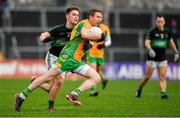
[
  {"x1": 160, "y1": 73, "x2": 166, "y2": 78},
  {"x1": 86, "y1": 67, "x2": 101, "y2": 84},
  {"x1": 54, "y1": 77, "x2": 63, "y2": 86},
  {"x1": 92, "y1": 72, "x2": 101, "y2": 84},
  {"x1": 159, "y1": 75, "x2": 166, "y2": 81}
]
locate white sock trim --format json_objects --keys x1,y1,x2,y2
[{"x1": 19, "y1": 93, "x2": 26, "y2": 99}]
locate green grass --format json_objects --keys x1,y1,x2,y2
[{"x1": 0, "y1": 79, "x2": 180, "y2": 117}]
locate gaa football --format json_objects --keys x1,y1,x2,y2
[{"x1": 89, "y1": 26, "x2": 102, "y2": 35}]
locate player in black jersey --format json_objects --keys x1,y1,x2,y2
[
  {"x1": 135, "y1": 15, "x2": 179, "y2": 99},
  {"x1": 14, "y1": 6, "x2": 80, "y2": 112}
]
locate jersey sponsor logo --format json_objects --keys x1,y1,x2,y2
[
  {"x1": 62, "y1": 54, "x2": 68, "y2": 59},
  {"x1": 151, "y1": 40, "x2": 167, "y2": 48},
  {"x1": 160, "y1": 33, "x2": 164, "y2": 39},
  {"x1": 55, "y1": 62, "x2": 62, "y2": 68},
  {"x1": 59, "y1": 56, "x2": 66, "y2": 62},
  {"x1": 155, "y1": 33, "x2": 159, "y2": 37}
]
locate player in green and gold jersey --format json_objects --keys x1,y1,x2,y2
[{"x1": 15, "y1": 9, "x2": 105, "y2": 112}]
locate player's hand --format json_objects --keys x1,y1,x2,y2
[
  {"x1": 97, "y1": 44, "x2": 105, "y2": 49},
  {"x1": 39, "y1": 35, "x2": 46, "y2": 42},
  {"x1": 174, "y1": 53, "x2": 179, "y2": 62},
  {"x1": 97, "y1": 33, "x2": 105, "y2": 42},
  {"x1": 39, "y1": 32, "x2": 51, "y2": 42},
  {"x1": 148, "y1": 49, "x2": 156, "y2": 58}
]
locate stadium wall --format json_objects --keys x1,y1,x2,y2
[{"x1": 0, "y1": 59, "x2": 180, "y2": 80}]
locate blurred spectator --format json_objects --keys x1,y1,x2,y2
[
  {"x1": 0, "y1": 51, "x2": 5, "y2": 61},
  {"x1": 169, "y1": 19, "x2": 179, "y2": 49},
  {"x1": 0, "y1": 0, "x2": 9, "y2": 16},
  {"x1": 0, "y1": 0, "x2": 10, "y2": 26},
  {"x1": 56, "y1": 0, "x2": 66, "y2": 6}
]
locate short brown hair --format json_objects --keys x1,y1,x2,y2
[
  {"x1": 88, "y1": 9, "x2": 102, "y2": 17},
  {"x1": 65, "y1": 6, "x2": 80, "y2": 15}
]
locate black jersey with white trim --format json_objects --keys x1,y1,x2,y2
[
  {"x1": 48, "y1": 24, "x2": 72, "y2": 57},
  {"x1": 145, "y1": 27, "x2": 172, "y2": 61}
]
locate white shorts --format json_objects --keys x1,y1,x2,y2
[
  {"x1": 45, "y1": 51, "x2": 58, "y2": 70},
  {"x1": 46, "y1": 52, "x2": 70, "y2": 78},
  {"x1": 146, "y1": 60, "x2": 168, "y2": 68}
]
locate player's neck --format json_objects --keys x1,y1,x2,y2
[
  {"x1": 157, "y1": 27, "x2": 164, "y2": 31},
  {"x1": 66, "y1": 21, "x2": 74, "y2": 29}
]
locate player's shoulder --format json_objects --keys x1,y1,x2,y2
[
  {"x1": 77, "y1": 19, "x2": 92, "y2": 29},
  {"x1": 147, "y1": 27, "x2": 156, "y2": 34},
  {"x1": 75, "y1": 19, "x2": 86, "y2": 26},
  {"x1": 49, "y1": 24, "x2": 66, "y2": 31},
  {"x1": 99, "y1": 23, "x2": 110, "y2": 33},
  {"x1": 149, "y1": 27, "x2": 156, "y2": 31},
  {"x1": 100, "y1": 23, "x2": 109, "y2": 29},
  {"x1": 164, "y1": 27, "x2": 171, "y2": 33},
  {"x1": 78, "y1": 19, "x2": 89, "y2": 25}
]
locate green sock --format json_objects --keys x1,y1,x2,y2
[
  {"x1": 91, "y1": 86, "x2": 97, "y2": 93},
  {"x1": 72, "y1": 89, "x2": 81, "y2": 96},
  {"x1": 138, "y1": 86, "x2": 143, "y2": 90},
  {"x1": 22, "y1": 88, "x2": 31, "y2": 97},
  {"x1": 48, "y1": 100, "x2": 54, "y2": 108},
  {"x1": 161, "y1": 92, "x2": 166, "y2": 96}
]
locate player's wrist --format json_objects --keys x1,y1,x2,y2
[{"x1": 43, "y1": 37, "x2": 52, "y2": 43}]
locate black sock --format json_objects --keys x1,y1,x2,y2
[{"x1": 48, "y1": 100, "x2": 54, "y2": 108}]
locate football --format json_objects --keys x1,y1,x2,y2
[{"x1": 89, "y1": 26, "x2": 102, "y2": 35}]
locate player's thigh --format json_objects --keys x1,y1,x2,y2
[
  {"x1": 89, "y1": 63, "x2": 97, "y2": 70},
  {"x1": 145, "y1": 60, "x2": 156, "y2": 77},
  {"x1": 157, "y1": 61, "x2": 168, "y2": 79},
  {"x1": 73, "y1": 64, "x2": 100, "y2": 80},
  {"x1": 46, "y1": 67, "x2": 60, "y2": 78}
]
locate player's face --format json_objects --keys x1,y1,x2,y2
[
  {"x1": 90, "y1": 12, "x2": 103, "y2": 26},
  {"x1": 67, "y1": 10, "x2": 79, "y2": 26},
  {"x1": 155, "y1": 17, "x2": 165, "y2": 30}
]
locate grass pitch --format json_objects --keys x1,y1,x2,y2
[{"x1": 0, "y1": 79, "x2": 180, "y2": 117}]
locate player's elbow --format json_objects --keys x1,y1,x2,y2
[{"x1": 105, "y1": 37, "x2": 112, "y2": 47}]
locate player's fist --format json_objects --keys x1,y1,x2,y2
[
  {"x1": 39, "y1": 35, "x2": 46, "y2": 42},
  {"x1": 174, "y1": 53, "x2": 179, "y2": 62},
  {"x1": 148, "y1": 49, "x2": 156, "y2": 58},
  {"x1": 39, "y1": 32, "x2": 51, "y2": 42}
]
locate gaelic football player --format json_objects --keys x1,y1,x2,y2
[
  {"x1": 135, "y1": 15, "x2": 179, "y2": 99},
  {"x1": 15, "y1": 9, "x2": 105, "y2": 112},
  {"x1": 86, "y1": 23, "x2": 111, "y2": 96}
]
